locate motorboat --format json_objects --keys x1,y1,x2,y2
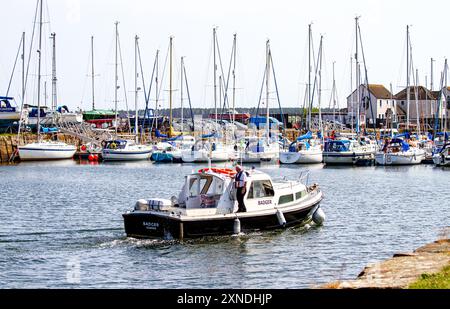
[
  {"x1": 102, "y1": 139, "x2": 152, "y2": 161},
  {"x1": 18, "y1": 141, "x2": 76, "y2": 161},
  {"x1": 279, "y1": 132, "x2": 323, "y2": 164},
  {"x1": 375, "y1": 138, "x2": 425, "y2": 165},
  {"x1": 323, "y1": 138, "x2": 376, "y2": 165},
  {"x1": 123, "y1": 168, "x2": 325, "y2": 239},
  {"x1": 433, "y1": 143, "x2": 450, "y2": 167}
]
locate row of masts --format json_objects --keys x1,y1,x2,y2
[{"x1": 10, "y1": 1, "x2": 448, "y2": 142}]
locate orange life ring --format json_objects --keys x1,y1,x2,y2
[{"x1": 198, "y1": 168, "x2": 237, "y2": 177}]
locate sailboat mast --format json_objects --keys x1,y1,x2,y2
[
  {"x1": 213, "y1": 28, "x2": 218, "y2": 125},
  {"x1": 350, "y1": 56, "x2": 353, "y2": 133},
  {"x1": 134, "y1": 35, "x2": 139, "y2": 141},
  {"x1": 318, "y1": 36, "x2": 324, "y2": 141},
  {"x1": 114, "y1": 21, "x2": 119, "y2": 135},
  {"x1": 169, "y1": 36, "x2": 173, "y2": 136},
  {"x1": 445, "y1": 59, "x2": 448, "y2": 132},
  {"x1": 307, "y1": 24, "x2": 312, "y2": 131},
  {"x1": 37, "y1": 0, "x2": 43, "y2": 141},
  {"x1": 181, "y1": 56, "x2": 184, "y2": 128},
  {"x1": 232, "y1": 33, "x2": 237, "y2": 125},
  {"x1": 50, "y1": 32, "x2": 57, "y2": 111},
  {"x1": 355, "y1": 16, "x2": 360, "y2": 135},
  {"x1": 430, "y1": 58, "x2": 434, "y2": 91},
  {"x1": 91, "y1": 36, "x2": 95, "y2": 110},
  {"x1": 406, "y1": 25, "x2": 410, "y2": 131},
  {"x1": 332, "y1": 61, "x2": 336, "y2": 122},
  {"x1": 18, "y1": 32, "x2": 25, "y2": 137},
  {"x1": 265, "y1": 40, "x2": 271, "y2": 142}
]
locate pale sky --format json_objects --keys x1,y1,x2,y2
[{"x1": 1, "y1": 0, "x2": 449, "y2": 112}]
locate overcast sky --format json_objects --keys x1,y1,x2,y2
[{"x1": 1, "y1": 0, "x2": 449, "y2": 112}]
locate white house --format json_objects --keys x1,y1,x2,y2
[{"x1": 347, "y1": 84, "x2": 395, "y2": 128}]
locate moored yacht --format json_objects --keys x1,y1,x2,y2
[
  {"x1": 433, "y1": 143, "x2": 450, "y2": 167},
  {"x1": 279, "y1": 132, "x2": 323, "y2": 164},
  {"x1": 102, "y1": 140, "x2": 152, "y2": 161},
  {"x1": 323, "y1": 138, "x2": 376, "y2": 165},
  {"x1": 18, "y1": 141, "x2": 76, "y2": 161},
  {"x1": 375, "y1": 138, "x2": 425, "y2": 165},
  {"x1": 181, "y1": 140, "x2": 230, "y2": 163},
  {"x1": 123, "y1": 167, "x2": 325, "y2": 239}
]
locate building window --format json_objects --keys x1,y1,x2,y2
[
  {"x1": 379, "y1": 100, "x2": 382, "y2": 108},
  {"x1": 401, "y1": 101, "x2": 405, "y2": 105}
]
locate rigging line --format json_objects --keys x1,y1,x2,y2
[
  {"x1": 140, "y1": 48, "x2": 157, "y2": 134},
  {"x1": 5, "y1": 36, "x2": 24, "y2": 97},
  {"x1": 254, "y1": 65, "x2": 267, "y2": 118},
  {"x1": 357, "y1": 23, "x2": 376, "y2": 131},
  {"x1": 24, "y1": 0, "x2": 39, "y2": 104},
  {"x1": 183, "y1": 61, "x2": 195, "y2": 130},
  {"x1": 214, "y1": 33, "x2": 230, "y2": 113},
  {"x1": 270, "y1": 51, "x2": 286, "y2": 131},
  {"x1": 220, "y1": 36, "x2": 235, "y2": 120},
  {"x1": 157, "y1": 42, "x2": 170, "y2": 104},
  {"x1": 117, "y1": 30, "x2": 131, "y2": 133}
]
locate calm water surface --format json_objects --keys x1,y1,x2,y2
[{"x1": 0, "y1": 161, "x2": 448, "y2": 288}]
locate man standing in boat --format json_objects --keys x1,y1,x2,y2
[{"x1": 234, "y1": 165, "x2": 247, "y2": 213}]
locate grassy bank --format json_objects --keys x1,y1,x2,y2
[{"x1": 409, "y1": 264, "x2": 450, "y2": 289}]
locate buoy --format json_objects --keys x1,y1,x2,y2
[
  {"x1": 312, "y1": 207, "x2": 326, "y2": 226},
  {"x1": 276, "y1": 209, "x2": 287, "y2": 227},
  {"x1": 81, "y1": 145, "x2": 87, "y2": 152},
  {"x1": 93, "y1": 154, "x2": 99, "y2": 161},
  {"x1": 233, "y1": 218, "x2": 241, "y2": 234},
  {"x1": 88, "y1": 154, "x2": 95, "y2": 161}
]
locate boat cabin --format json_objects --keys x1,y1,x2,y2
[
  {"x1": 104, "y1": 140, "x2": 130, "y2": 150},
  {"x1": 0, "y1": 97, "x2": 16, "y2": 112}
]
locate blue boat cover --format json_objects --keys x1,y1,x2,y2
[{"x1": 296, "y1": 131, "x2": 313, "y2": 142}]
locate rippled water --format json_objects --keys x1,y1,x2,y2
[{"x1": 0, "y1": 161, "x2": 448, "y2": 288}]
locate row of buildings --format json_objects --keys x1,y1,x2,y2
[{"x1": 347, "y1": 84, "x2": 450, "y2": 130}]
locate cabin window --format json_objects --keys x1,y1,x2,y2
[
  {"x1": 401, "y1": 101, "x2": 405, "y2": 105},
  {"x1": 247, "y1": 180, "x2": 274, "y2": 199},
  {"x1": 295, "y1": 190, "x2": 307, "y2": 200},
  {"x1": 278, "y1": 194, "x2": 294, "y2": 205},
  {"x1": 379, "y1": 100, "x2": 382, "y2": 107}
]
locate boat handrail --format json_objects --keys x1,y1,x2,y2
[{"x1": 299, "y1": 170, "x2": 310, "y2": 185}]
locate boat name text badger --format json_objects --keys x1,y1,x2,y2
[
  {"x1": 258, "y1": 200, "x2": 272, "y2": 205},
  {"x1": 143, "y1": 222, "x2": 159, "y2": 230}
]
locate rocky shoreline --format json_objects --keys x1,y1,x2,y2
[{"x1": 322, "y1": 238, "x2": 450, "y2": 289}]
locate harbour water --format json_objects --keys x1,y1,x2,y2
[{"x1": 0, "y1": 161, "x2": 448, "y2": 288}]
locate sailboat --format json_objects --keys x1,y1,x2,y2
[
  {"x1": 181, "y1": 28, "x2": 231, "y2": 163},
  {"x1": 18, "y1": 0, "x2": 76, "y2": 161},
  {"x1": 280, "y1": 28, "x2": 323, "y2": 165},
  {"x1": 152, "y1": 39, "x2": 196, "y2": 163},
  {"x1": 323, "y1": 18, "x2": 376, "y2": 165},
  {"x1": 101, "y1": 23, "x2": 152, "y2": 161},
  {"x1": 375, "y1": 26, "x2": 425, "y2": 166},
  {"x1": 235, "y1": 39, "x2": 281, "y2": 164}
]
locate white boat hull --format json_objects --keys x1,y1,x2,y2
[
  {"x1": 102, "y1": 149, "x2": 152, "y2": 161},
  {"x1": 323, "y1": 151, "x2": 375, "y2": 165},
  {"x1": 433, "y1": 154, "x2": 450, "y2": 166},
  {"x1": 279, "y1": 150, "x2": 323, "y2": 164},
  {"x1": 18, "y1": 142, "x2": 76, "y2": 161},
  {"x1": 181, "y1": 150, "x2": 229, "y2": 163},
  {"x1": 375, "y1": 150, "x2": 425, "y2": 165}
]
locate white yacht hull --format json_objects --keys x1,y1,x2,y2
[
  {"x1": 279, "y1": 150, "x2": 323, "y2": 164},
  {"x1": 102, "y1": 149, "x2": 152, "y2": 161},
  {"x1": 375, "y1": 150, "x2": 425, "y2": 165},
  {"x1": 323, "y1": 151, "x2": 375, "y2": 165},
  {"x1": 433, "y1": 154, "x2": 450, "y2": 166},
  {"x1": 18, "y1": 142, "x2": 76, "y2": 161},
  {"x1": 181, "y1": 150, "x2": 229, "y2": 163}
]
